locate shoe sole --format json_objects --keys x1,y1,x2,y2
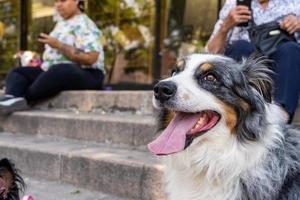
[{"x1": 0, "y1": 98, "x2": 28, "y2": 115}]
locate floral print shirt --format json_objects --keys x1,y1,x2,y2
[
  {"x1": 207, "y1": 0, "x2": 300, "y2": 47},
  {"x1": 41, "y1": 14, "x2": 105, "y2": 72}
]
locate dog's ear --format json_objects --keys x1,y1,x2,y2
[
  {"x1": 0, "y1": 158, "x2": 25, "y2": 200},
  {"x1": 233, "y1": 56, "x2": 273, "y2": 142},
  {"x1": 241, "y1": 56, "x2": 273, "y2": 103}
]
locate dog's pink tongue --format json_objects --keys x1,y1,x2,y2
[{"x1": 148, "y1": 112, "x2": 200, "y2": 155}]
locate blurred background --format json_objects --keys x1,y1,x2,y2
[{"x1": 0, "y1": 0, "x2": 225, "y2": 89}]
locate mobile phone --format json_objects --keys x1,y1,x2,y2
[{"x1": 236, "y1": 0, "x2": 252, "y2": 27}]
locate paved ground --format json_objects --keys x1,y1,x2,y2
[{"x1": 22, "y1": 176, "x2": 129, "y2": 200}]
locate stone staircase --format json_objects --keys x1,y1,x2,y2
[{"x1": 0, "y1": 91, "x2": 165, "y2": 200}]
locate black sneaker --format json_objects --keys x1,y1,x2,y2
[{"x1": 0, "y1": 95, "x2": 28, "y2": 115}]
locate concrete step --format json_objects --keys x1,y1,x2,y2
[
  {"x1": 35, "y1": 91, "x2": 154, "y2": 115},
  {"x1": 23, "y1": 176, "x2": 128, "y2": 200},
  {"x1": 0, "y1": 132, "x2": 165, "y2": 200},
  {"x1": 0, "y1": 90, "x2": 154, "y2": 114},
  {"x1": 0, "y1": 110, "x2": 157, "y2": 147}
]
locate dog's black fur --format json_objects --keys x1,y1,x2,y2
[{"x1": 0, "y1": 159, "x2": 24, "y2": 200}]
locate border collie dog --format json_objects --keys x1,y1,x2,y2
[
  {"x1": 0, "y1": 159, "x2": 24, "y2": 200},
  {"x1": 148, "y1": 54, "x2": 300, "y2": 200}
]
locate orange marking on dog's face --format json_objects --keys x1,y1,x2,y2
[
  {"x1": 218, "y1": 100, "x2": 237, "y2": 133},
  {"x1": 200, "y1": 63, "x2": 214, "y2": 72}
]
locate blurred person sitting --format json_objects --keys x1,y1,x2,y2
[
  {"x1": 206, "y1": 0, "x2": 300, "y2": 123},
  {"x1": 0, "y1": 0, "x2": 105, "y2": 115}
]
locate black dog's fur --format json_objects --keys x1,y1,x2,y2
[{"x1": 0, "y1": 159, "x2": 24, "y2": 200}]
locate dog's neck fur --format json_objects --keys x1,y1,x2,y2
[{"x1": 163, "y1": 104, "x2": 288, "y2": 200}]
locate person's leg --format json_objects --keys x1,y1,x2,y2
[
  {"x1": 25, "y1": 63, "x2": 104, "y2": 102},
  {"x1": 0, "y1": 67, "x2": 43, "y2": 115},
  {"x1": 5, "y1": 67, "x2": 43, "y2": 97},
  {"x1": 270, "y1": 42, "x2": 300, "y2": 123},
  {"x1": 224, "y1": 40, "x2": 255, "y2": 61}
]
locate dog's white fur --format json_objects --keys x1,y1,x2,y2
[{"x1": 153, "y1": 54, "x2": 287, "y2": 200}]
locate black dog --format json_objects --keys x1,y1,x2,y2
[{"x1": 0, "y1": 159, "x2": 24, "y2": 200}]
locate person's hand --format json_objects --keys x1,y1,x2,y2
[
  {"x1": 37, "y1": 33, "x2": 61, "y2": 49},
  {"x1": 280, "y1": 15, "x2": 300, "y2": 35},
  {"x1": 222, "y1": 6, "x2": 251, "y2": 32}
]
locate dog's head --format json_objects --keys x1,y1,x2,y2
[
  {"x1": 14, "y1": 51, "x2": 41, "y2": 67},
  {"x1": 148, "y1": 54, "x2": 273, "y2": 156},
  {"x1": 0, "y1": 159, "x2": 25, "y2": 200}
]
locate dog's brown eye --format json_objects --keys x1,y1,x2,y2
[{"x1": 204, "y1": 74, "x2": 217, "y2": 82}]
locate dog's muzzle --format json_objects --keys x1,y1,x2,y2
[{"x1": 154, "y1": 81, "x2": 177, "y2": 103}]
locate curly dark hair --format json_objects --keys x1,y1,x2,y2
[{"x1": 0, "y1": 159, "x2": 25, "y2": 200}]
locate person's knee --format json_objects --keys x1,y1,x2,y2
[
  {"x1": 5, "y1": 67, "x2": 25, "y2": 84},
  {"x1": 231, "y1": 40, "x2": 253, "y2": 50},
  {"x1": 7, "y1": 67, "x2": 25, "y2": 75},
  {"x1": 225, "y1": 40, "x2": 254, "y2": 61},
  {"x1": 275, "y1": 42, "x2": 300, "y2": 55}
]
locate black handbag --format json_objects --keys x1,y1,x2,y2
[{"x1": 248, "y1": 21, "x2": 295, "y2": 56}]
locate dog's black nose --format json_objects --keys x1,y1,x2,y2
[{"x1": 154, "y1": 81, "x2": 177, "y2": 102}]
